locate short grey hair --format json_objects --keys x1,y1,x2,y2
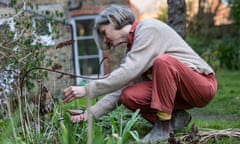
[{"x1": 93, "y1": 4, "x2": 135, "y2": 50}]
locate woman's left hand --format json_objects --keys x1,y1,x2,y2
[{"x1": 63, "y1": 86, "x2": 86, "y2": 103}]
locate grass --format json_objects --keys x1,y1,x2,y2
[
  {"x1": 189, "y1": 69, "x2": 240, "y2": 119},
  {"x1": 0, "y1": 69, "x2": 239, "y2": 143}
]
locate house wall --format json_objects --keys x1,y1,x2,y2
[
  {"x1": 31, "y1": 0, "x2": 74, "y2": 98},
  {"x1": 46, "y1": 25, "x2": 74, "y2": 98}
]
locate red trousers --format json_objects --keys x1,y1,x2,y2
[{"x1": 119, "y1": 55, "x2": 217, "y2": 124}]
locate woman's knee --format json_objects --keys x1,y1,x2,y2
[
  {"x1": 119, "y1": 87, "x2": 133, "y2": 105},
  {"x1": 153, "y1": 54, "x2": 171, "y2": 67}
]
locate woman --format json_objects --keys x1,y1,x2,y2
[{"x1": 63, "y1": 4, "x2": 217, "y2": 143}]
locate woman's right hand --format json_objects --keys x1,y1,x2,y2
[{"x1": 63, "y1": 86, "x2": 86, "y2": 103}]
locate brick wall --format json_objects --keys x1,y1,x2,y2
[{"x1": 46, "y1": 24, "x2": 74, "y2": 98}]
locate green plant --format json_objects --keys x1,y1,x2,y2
[
  {"x1": 230, "y1": 0, "x2": 240, "y2": 27},
  {"x1": 0, "y1": 1, "x2": 64, "y2": 143},
  {"x1": 103, "y1": 109, "x2": 141, "y2": 144},
  {"x1": 210, "y1": 37, "x2": 240, "y2": 70}
]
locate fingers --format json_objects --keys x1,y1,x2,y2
[
  {"x1": 62, "y1": 86, "x2": 86, "y2": 103},
  {"x1": 70, "y1": 110, "x2": 88, "y2": 123},
  {"x1": 63, "y1": 86, "x2": 74, "y2": 103},
  {"x1": 70, "y1": 114, "x2": 86, "y2": 123},
  {"x1": 63, "y1": 96, "x2": 74, "y2": 103},
  {"x1": 63, "y1": 95, "x2": 73, "y2": 103},
  {"x1": 64, "y1": 87, "x2": 73, "y2": 97}
]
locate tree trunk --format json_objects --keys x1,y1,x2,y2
[{"x1": 167, "y1": 0, "x2": 186, "y2": 39}]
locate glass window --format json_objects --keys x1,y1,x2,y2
[
  {"x1": 77, "y1": 39, "x2": 98, "y2": 55},
  {"x1": 72, "y1": 15, "x2": 104, "y2": 85},
  {"x1": 76, "y1": 19, "x2": 94, "y2": 36},
  {"x1": 79, "y1": 58, "x2": 101, "y2": 75}
]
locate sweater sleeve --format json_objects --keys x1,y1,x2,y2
[
  {"x1": 87, "y1": 88, "x2": 122, "y2": 119},
  {"x1": 85, "y1": 21, "x2": 167, "y2": 99}
]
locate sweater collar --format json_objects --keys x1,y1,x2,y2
[{"x1": 127, "y1": 21, "x2": 139, "y2": 52}]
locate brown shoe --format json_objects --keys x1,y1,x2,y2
[{"x1": 141, "y1": 117, "x2": 171, "y2": 144}]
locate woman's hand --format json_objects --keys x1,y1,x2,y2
[
  {"x1": 63, "y1": 86, "x2": 86, "y2": 103},
  {"x1": 69, "y1": 110, "x2": 88, "y2": 123}
]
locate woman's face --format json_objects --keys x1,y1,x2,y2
[{"x1": 99, "y1": 23, "x2": 125, "y2": 48}]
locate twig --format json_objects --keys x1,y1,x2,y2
[
  {"x1": 178, "y1": 128, "x2": 240, "y2": 143},
  {"x1": 0, "y1": 0, "x2": 26, "y2": 25},
  {"x1": 198, "y1": 128, "x2": 240, "y2": 143}
]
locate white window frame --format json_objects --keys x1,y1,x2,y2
[{"x1": 71, "y1": 15, "x2": 104, "y2": 85}]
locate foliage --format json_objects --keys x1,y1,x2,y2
[
  {"x1": 186, "y1": 24, "x2": 240, "y2": 70},
  {"x1": 0, "y1": 0, "x2": 63, "y2": 116},
  {"x1": 185, "y1": 0, "x2": 240, "y2": 70},
  {"x1": 158, "y1": 6, "x2": 168, "y2": 22},
  {"x1": 0, "y1": 70, "x2": 239, "y2": 143},
  {"x1": 230, "y1": 0, "x2": 240, "y2": 27},
  {"x1": 0, "y1": 0, "x2": 64, "y2": 143},
  {"x1": 211, "y1": 37, "x2": 240, "y2": 70},
  {"x1": 0, "y1": 1, "x2": 63, "y2": 80},
  {"x1": 60, "y1": 105, "x2": 142, "y2": 144},
  {"x1": 102, "y1": 109, "x2": 141, "y2": 144}
]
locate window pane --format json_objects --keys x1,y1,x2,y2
[
  {"x1": 76, "y1": 19, "x2": 94, "y2": 36},
  {"x1": 78, "y1": 39, "x2": 98, "y2": 55},
  {"x1": 79, "y1": 58, "x2": 100, "y2": 75}
]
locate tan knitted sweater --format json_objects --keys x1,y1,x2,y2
[{"x1": 87, "y1": 18, "x2": 214, "y2": 118}]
